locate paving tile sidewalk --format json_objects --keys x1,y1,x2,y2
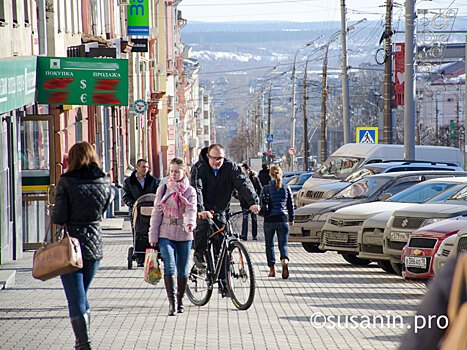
[{"x1": 0, "y1": 209, "x2": 427, "y2": 349}]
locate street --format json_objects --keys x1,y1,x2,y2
[{"x1": 0, "y1": 205, "x2": 427, "y2": 350}]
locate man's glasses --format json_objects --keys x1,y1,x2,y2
[{"x1": 208, "y1": 155, "x2": 224, "y2": 162}]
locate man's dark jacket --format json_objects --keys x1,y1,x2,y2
[
  {"x1": 122, "y1": 170, "x2": 160, "y2": 210},
  {"x1": 191, "y1": 147, "x2": 258, "y2": 213},
  {"x1": 52, "y1": 163, "x2": 113, "y2": 261},
  {"x1": 258, "y1": 168, "x2": 271, "y2": 186}
]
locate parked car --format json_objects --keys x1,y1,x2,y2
[
  {"x1": 384, "y1": 182, "x2": 467, "y2": 275},
  {"x1": 358, "y1": 181, "x2": 467, "y2": 273},
  {"x1": 320, "y1": 177, "x2": 467, "y2": 267},
  {"x1": 296, "y1": 143, "x2": 464, "y2": 207},
  {"x1": 296, "y1": 161, "x2": 463, "y2": 207},
  {"x1": 288, "y1": 172, "x2": 314, "y2": 193},
  {"x1": 289, "y1": 171, "x2": 464, "y2": 254},
  {"x1": 433, "y1": 221, "x2": 467, "y2": 274},
  {"x1": 401, "y1": 216, "x2": 467, "y2": 279}
]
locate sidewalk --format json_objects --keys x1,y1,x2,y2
[{"x1": 0, "y1": 207, "x2": 427, "y2": 349}]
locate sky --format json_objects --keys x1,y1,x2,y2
[{"x1": 178, "y1": 0, "x2": 467, "y2": 23}]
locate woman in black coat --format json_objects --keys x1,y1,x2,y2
[{"x1": 52, "y1": 141, "x2": 113, "y2": 350}]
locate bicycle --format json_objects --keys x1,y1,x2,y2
[{"x1": 186, "y1": 210, "x2": 255, "y2": 310}]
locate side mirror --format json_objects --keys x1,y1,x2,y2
[{"x1": 379, "y1": 193, "x2": 392, "y2": 201}]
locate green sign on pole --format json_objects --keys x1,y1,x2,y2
[
  {"x1": 127, "y1": 0, "x2": 149, "y2": 36},
  {"x1": 0, "y1": 56, "x2": 37, "y2": 114},
  {"x1": 36, "y1": 57, "x2": 128, "y2": 106}
]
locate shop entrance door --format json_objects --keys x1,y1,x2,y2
[{"x1": 21, "y1": 114, "x2": 56, "y2": 249}]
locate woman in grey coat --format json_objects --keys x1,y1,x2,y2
[{"x1": 149, "y1": 158, "x2": 197, "y2": 316}]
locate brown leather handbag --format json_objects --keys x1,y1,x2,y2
[{"x1": 32, "y1": 225, "x2": 83, "y2": 281}]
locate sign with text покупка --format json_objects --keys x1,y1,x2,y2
[{"x1": 36, "y1": 57, "x2": 128, "y2": 106}]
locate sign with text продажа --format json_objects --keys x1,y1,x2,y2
[
  {"x1": 36, "y1": 57, "x2": 128, "y2": 107},
  {"x1": 128, "y1": 0, "x2": 149, "y2": 36},
  {"x1": 356, "y1": 127, "x2": 378, "y2": 144}
]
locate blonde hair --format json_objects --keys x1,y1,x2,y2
[
  {"x1": 270, "y1": 165, "x2": 283, "y2": 191},
  {"x1": 67, "y1": 141, "x2": 101, "y2": 172}
]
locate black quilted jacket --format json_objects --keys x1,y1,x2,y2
[{"x1": 52, "y1": 163, "x2": 113, "y2": 261}]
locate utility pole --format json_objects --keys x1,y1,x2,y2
[
  {"x1": 302, "y1": 66, "x2": 309, "y2": 170},
  {"x1": 340, "y1": 0, "x2": 351, "y2": 144},
  {"x1": 383, "y1": 0, "x2": 393, "y2": 143},
  {"x1": 404, "y1": 0, "x2": 416, "y2": 161},
  {"x1": 267, "y1": 85, "x2": 272, "y2": 153},
  {"x1": 320, "y1": 57, "x2": 328, "y2": 163}
]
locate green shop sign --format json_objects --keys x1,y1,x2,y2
[
  {"x1": 36, "y1": 57, "x2": 128, "y2": 106},
  {"x1": 127, "y1": 0, "x2": 149, "y2": 36},
  {"x1": 0, "y1": 56, "x2": 37, "y2": 115}
]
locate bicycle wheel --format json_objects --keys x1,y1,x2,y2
[
  {"x1": 225, "y1": 241, "x2": 255, "y2": 310},
  {"x1": 186, "y1": 256, "x2": 213, "y2": 306}
]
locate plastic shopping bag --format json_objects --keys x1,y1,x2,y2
[{"x1": 144, "y1": 248, "x2": 162, "y2": 285}]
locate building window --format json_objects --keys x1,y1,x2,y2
[
  {"x1": 12, "y1": 0, "x2": 19, "y2": 27},
  {"x1": 23, "y1": 0, "x2": 29, "y2": 26},
  {"x1": 0, "y1": 0, "x2": 6, "y2": 27}
]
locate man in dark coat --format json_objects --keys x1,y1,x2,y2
[
  {"x1": 239, "y1": 163, "x2": 262, "y2": 240},
  {"x1": 123, "y1": 159, "x2": 160, "y2": 266},
  {"x1": 258, "y1": 163, "x2": 271, "y2": 186},
  {"x1": 190, "y1": 144, "x2": 260, "y2": 274}
]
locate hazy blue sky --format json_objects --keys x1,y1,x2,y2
[{"x1": 178, "y1": 0, "x2": 467, "y2": 23}]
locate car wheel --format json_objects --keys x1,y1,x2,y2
[
  {"x1": 377, "y1": 260, "x2": 395, "y2": 274},
  {"x1": 341, "y1": 253, "x2": 371, "y2": 266},
  {"x1": 390, "y1": 261, "x2": 403, "y2": 276},
  {"x1": 301, "y1": 242, "x2": 326, "y2": 253}
]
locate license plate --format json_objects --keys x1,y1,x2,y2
[
  {"x1": 405, "y1": 256, "x2": 427, "y2": 268},
  {"x1": 363, "y1": 235, "x2": 382, "y2": 245},
  {"x1": 390, "y1": 231, "x2": 410, "y2": 242},
  {"x1": 328, "y1": 232, "x2": 348, "y2": 242}
]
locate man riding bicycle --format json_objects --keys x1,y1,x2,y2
[{"x1": 190, "y1": 144, "x2": 260, "y2": 275}]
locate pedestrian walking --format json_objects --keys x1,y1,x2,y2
[
  {"x1": 148, "y1": 158, "x2": 197, "y2": 316},
  {"x1": 260, "y1": 165, "x2": 294, "y2": 279},
  {"x1": 51, "y1": 141, "x2": 113, "y2": 350},
  {"x1": 123, "y1": 159, "x2": 160, "y2": 266},
  {"x1": 258, "y1": 163, "x2": 271, "y2": 186},
  {"x1": 239, "y1": 163, "x2": 262, "y2": 240}
]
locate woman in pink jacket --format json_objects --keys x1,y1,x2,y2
[{"x1": 149, "y1": 157, "x2": 197, "y2": 316}]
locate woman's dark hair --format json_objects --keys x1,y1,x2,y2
[
  {"x1": 270, "y1": 165, "x2": 283, "y2": 191},
  {"x1": 67, "y1": 141, "x2": 101, "y2": 172},
  {"x1": 242, "y1": 163, "x2": 250, "y2": 171}
]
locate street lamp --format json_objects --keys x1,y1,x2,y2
[{"x1": 290, "y1": 36, "x2": 324, "y2": 171}]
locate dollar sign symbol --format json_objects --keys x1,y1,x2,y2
[{"x1": 80, "y1": 80, "x2": 86, "y2": 89}]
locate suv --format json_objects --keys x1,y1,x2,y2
[
  {"x1": 296, "y1": 161, "x2": 463, "y2": 207},
  {"x1": 290, "y1": 171, "x2": 465, "y2": 254}
]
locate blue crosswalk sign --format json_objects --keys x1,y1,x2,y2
[
  {"x1": 266, "y1": 134, "x2": 274, "y2": 143},
  {"x1": 356, "y1": 127, "x2": 378, "y2": 144}
]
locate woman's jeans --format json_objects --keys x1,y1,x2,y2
[
  {"x1": 264, "y1": 221, "x2": 289, "y2": 267},
  {"x1": 61, "y1": 260, "x2": 100, "y2": 318},
  {"x1": 159, "y1": 238, "x2": 192, "y2": 278}
]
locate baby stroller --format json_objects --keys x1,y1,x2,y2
[{"x1": 127, "y1": 193, "x2": 157, "y2": 269}]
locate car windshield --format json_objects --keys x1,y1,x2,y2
[
  {"x1": 313, "y1": 156, "x2": 363, "y2": 179},
  {"x1": 334, "y1": 177, "x2": 389, "y2": 199},
  {"x1": 297, "y1": 173, "x2": 313, "y2": 185},
  {"x1": 446, "y1": 184, "x2": 467, "y2": 201},
  {"x1": 284, "y1": 175, "x2": 299, "y2": 184},
  {"x1": 426, "y1": 184, "x2": 467, "y2": 203},
  {"x1": 387, "y1": 182, "x2": 457, "y2": 204},
  {"x1": 343, "y1": 166, "x2": 386, "y2": 183}
]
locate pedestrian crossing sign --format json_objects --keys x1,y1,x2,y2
[
  {"x1": 356, "y1": 127, "x2": 378, "y2": 144},
  {"x1": 266, "y1": 134, "x2": 274, "y2": 143}
]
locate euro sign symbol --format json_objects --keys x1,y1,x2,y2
[
  {"x1": 80, "y1": 94, "x2": 87, "y2": 103},
  {"x1": 80, "y1": 80, "x2": 87, "y2": 89}
]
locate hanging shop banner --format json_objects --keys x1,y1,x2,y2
[
  {"x1": 36, "y1": 57, "x2": 128, "y2": 106},
  {"x1": 128, "y1": 0, "x2": 149, "y2": 36},
  {"x1": 394, "y1": 43, "x2": 405, "y2": 106},
  {"x1": 131, "y1": 39, "x2": 149, "y2": 52},
  {"x1": 0, "y1": 56, "x2": 37, "y2": 114}
]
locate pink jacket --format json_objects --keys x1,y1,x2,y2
[{"x1": 148, "y1": 184, "x2": 197, "y2": 242}]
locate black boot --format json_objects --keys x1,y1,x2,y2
[
  {"x1": 164, "y1": 274, "x2": 176, "y2": 316},
  {"x1": 70, "y1": 314, "x2": 91, "y2": 350},
  {"x1": 177, "y1": 276, "x2": 188, "y2": 313}
]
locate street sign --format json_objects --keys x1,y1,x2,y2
[
  {"x1": 133, "y1": 99, "x2": 148, "y2": 114},
  {"x1": 356, "y1": 127, "x2": 378, "y2": 144},
  {"x1": 266, "y1": 134, "x2": 274, "y2": 143},
  {"x1": 288, "y1": 146, "x2": 297, "y2": 156},
  {"x1": 127, "y1": 0, "x2": 149, "y2": 36},
  {"x1": 36, "y1": 57, "x2": 129, "y2": 106}
]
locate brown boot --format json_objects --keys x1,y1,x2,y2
[
  {"x1": 268, "y1": 266, "x2": 275, "y2": 277},
  {"x1": 281, "y1": 259, "x2": 289, "y2": 279},
  {"x1": 176, "y1": 276, "x2": 188, "y2": 313},
  {"x1": 164, "y1": 274, "x2": 176, "y2": 316}
]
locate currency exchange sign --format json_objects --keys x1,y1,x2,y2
[{"x1": 36, "y1": 57, "x2": 128, "y2": 106}]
